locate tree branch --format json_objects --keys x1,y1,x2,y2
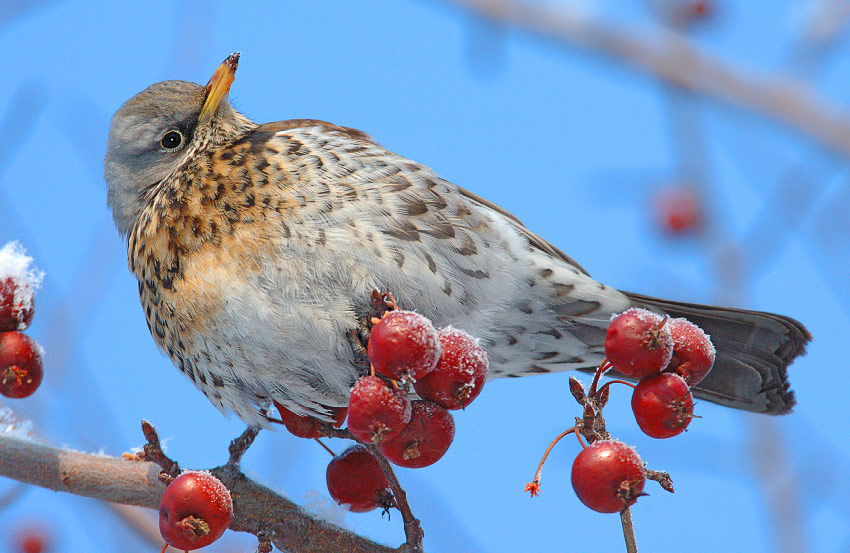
[
  {"x1": 434, "y1": 0, "x2": 850, "y2": 158},
  {"x1": 0, "y1": 433, "x2": 404, "y2": 553}
]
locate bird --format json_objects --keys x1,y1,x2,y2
[{"x1": 104, "y1": 53, "x2": 809, "y2": 426}]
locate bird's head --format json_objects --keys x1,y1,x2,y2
[{"x1": 105, "y1": 53, "x2": 252, "y2": 235}]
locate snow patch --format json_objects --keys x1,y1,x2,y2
[
  {"x1": 0, "y1": 242, "x2": 44, "y2": 329},
  {"x1": 302, "y1": 489, "x2": 351, "y2": 528},
  {"x1": 0, "y1": 406, "x2": 35, "y2": 439}
]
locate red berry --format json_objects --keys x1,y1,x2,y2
[
  {"x1": 348, "y1": 375, "x2": 411, "y2": 444},
  {"x1": 654, "y1": 187, "x2": 702, "y2": 235},
  {"x1": 604, "y1": 308, "x2": 673, "y2": 379},
  {"x1": 14, "y1": 524, "x2": 51, "y2": 553},
  {"x1": 159, "y1": 471, "x2": 233, "y2": 551},
  {"x1": 326, "y1": 444, "x2": 394, "y2": 513},
  {"x1": 380, "y1": 400, "x2": 454, "y2": 468},
  {"x1": 571, "y1": 440, "x2": 646, "y2": 513},
  {"x1": 368, "y1": 310, "x2": 440, "y2": 381},
  {"x1": 414, "y1": 327, "x2": 488, "y2": 410},
  {"x1": 273, "y1": 401, "x2": 347, "y2": 439},
  {"x1": 666, "y1": 318, "x2": 715, "y2": 385},
  {"x1": 0, "y1": 332, "x2": 44, "y2": 399},
  {"x1": 631, "y1": 373, "x2": 695, "y2": 439}
]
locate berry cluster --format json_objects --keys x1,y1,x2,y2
[
  {"x1": 527, "y1": 307, "x2": 715, "y2": 515},
  {"x1": 329, "y1": 309, "x2": 488, "y2": 512},
  {"x1": 0, "y1": 243, "x2": 44, "y2": 400},
  {"x1": 276, "y1": 302, "x2": 489, "y2": 514},
  {"x1": 606, "y1": 308, "x2": 713, "y2": 439},
  {"x1": 159, "y1": 471, "x2": 233, "y2": 552}
]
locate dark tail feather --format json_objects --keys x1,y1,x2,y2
[{"x1": 624, "y1": 292, "x2": 811, "y2": 415}]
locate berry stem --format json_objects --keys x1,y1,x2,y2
[
  {"x1": 620, "y1": 506, "x2": 638, "y2": 553},
  {"x1": 525, "y1": 426, "x2": 580, "y2": 497},
  {"x1": 574, "y1": 429, "x2": 588, "y2": 448},
  {"x1": 368, "y1": 444, "x2": 424, "y2": 552},
  {"x1": 588, "y1": 359, "x2": 612, "y2": 397},
  {"x1": 596, "y1": 380, "x2": 637, "y2": 396},
  {"x1": 314, "y1": 438, "x2": 337, "y2": 457}
]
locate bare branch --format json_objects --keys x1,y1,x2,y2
[
  {"x1": 0, "y1": 434, "x2": 404, "y2": 553},
  {"x1": 434, "y1": 0, "x2": 850, "y2": 158}
]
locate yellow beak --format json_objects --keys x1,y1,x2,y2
[{"x1": 199, "y1": 52, "x2": 240, "y2": 123}]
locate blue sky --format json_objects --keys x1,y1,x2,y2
[{"x1": 1, "y1": 1, "x2": 847, "y2": 552}]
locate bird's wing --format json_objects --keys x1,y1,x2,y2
[
  {"x1": 266, "y1": 120, "x2": 592, "y2": 275},
  {"x1": 454, "y1": 185, "x2": 591, "y2": 276},
  {"x1": 225, "y1": 122, "x2": 630, "y2": 381}
]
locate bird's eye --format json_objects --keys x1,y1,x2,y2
[{"x1": 160, "y1": 130, "x2": 184, "y2": 151}]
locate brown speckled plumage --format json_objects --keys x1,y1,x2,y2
[{"x1": 105, "y1": 54, "x2": 810, "y2": 425}]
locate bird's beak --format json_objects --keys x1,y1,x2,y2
[{"x1": 199, "y1": 52, "x2": 240, "y2": 123}]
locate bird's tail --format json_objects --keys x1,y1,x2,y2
[{"x1": 624, "y1": 292, "x2": 810, "y2": 414}]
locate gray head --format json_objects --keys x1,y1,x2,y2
[{"x1": 105, "y1": 53, "x2": 253, "y2": 235}]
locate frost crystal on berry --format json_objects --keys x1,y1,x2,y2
[{"x1": 414, "y1": 326, "x2": 488, "y2": 410}]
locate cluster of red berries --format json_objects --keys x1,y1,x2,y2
[
  {"x1": 0, "y1": 243, "x2": 44, "y2": 400},
  {"x1": 331, "y1": 311, "x2": 487, "y2": 512},
  {"x1": 277, "y1": 308, "x2": 489, "y2": 514},
  {"x1": 528, "y1": 307, "x2": 715, "y2": 515},
  {"x1": 606, "y1": 308, "x2": 714, "y2": 439},
  {"x1": 159, "y1": 471, "x2": 233, "y2": 552}
]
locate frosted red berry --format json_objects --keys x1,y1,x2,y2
[
  {"x1": 368, "y1": 310, "x2": 440, "y2": 381},
  {"x1": 0, "y1": 278, "x2": 35, "y2": 332},
  {"x1": 348, "y1": 375, "x2": 412, "y2": 444},
  {"x1": 159, "y1": 471, "x2": 233, "y2": 551},
  {"x1": 380, "y1": 400, "x2": 455, "y2": 468},
  {"x1": 666, "y1": 318, "x2": 715, "y2": 385},
  {"x1": 274, "y1": 401, "x2": 347, "y2": 439},
  {"x1": 414, "y1": 327, "x2": 488, "y2": 410},
  {"x1": 571, "y1": 440, "x2": 646, "y2": 513},
  {"x1": 631, "y1": 373, "x2": 695, "y2": 439},
  {"x1": 604, "y1": 308, "x2": 673, "y2": 378},
  {"x1": 326, "y1": 444, "x2": 394, "y2": 513},
  {"x1": 0, "y1": 331, "x2": 44, "y2": 399}
]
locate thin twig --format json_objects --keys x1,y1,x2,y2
[
  {"x1": 369, "y1": 445, "x2": 424, "y2": 553},
  {"x1": 620, "y1": 506, "x2": 638, "y2": 553},
  {"x1": 321, "y1": 426, "x2": 356, "y2": 440},
  {"x1": 227, "y1": 426, "x2": 260, "y2": 467},
  {"x1": 141, "y1": 420, "x2": 180, "y2": 478}
]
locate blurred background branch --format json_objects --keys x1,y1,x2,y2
[{"x1": 436, "y1": 0, "x2": 850, "y2": 158}]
